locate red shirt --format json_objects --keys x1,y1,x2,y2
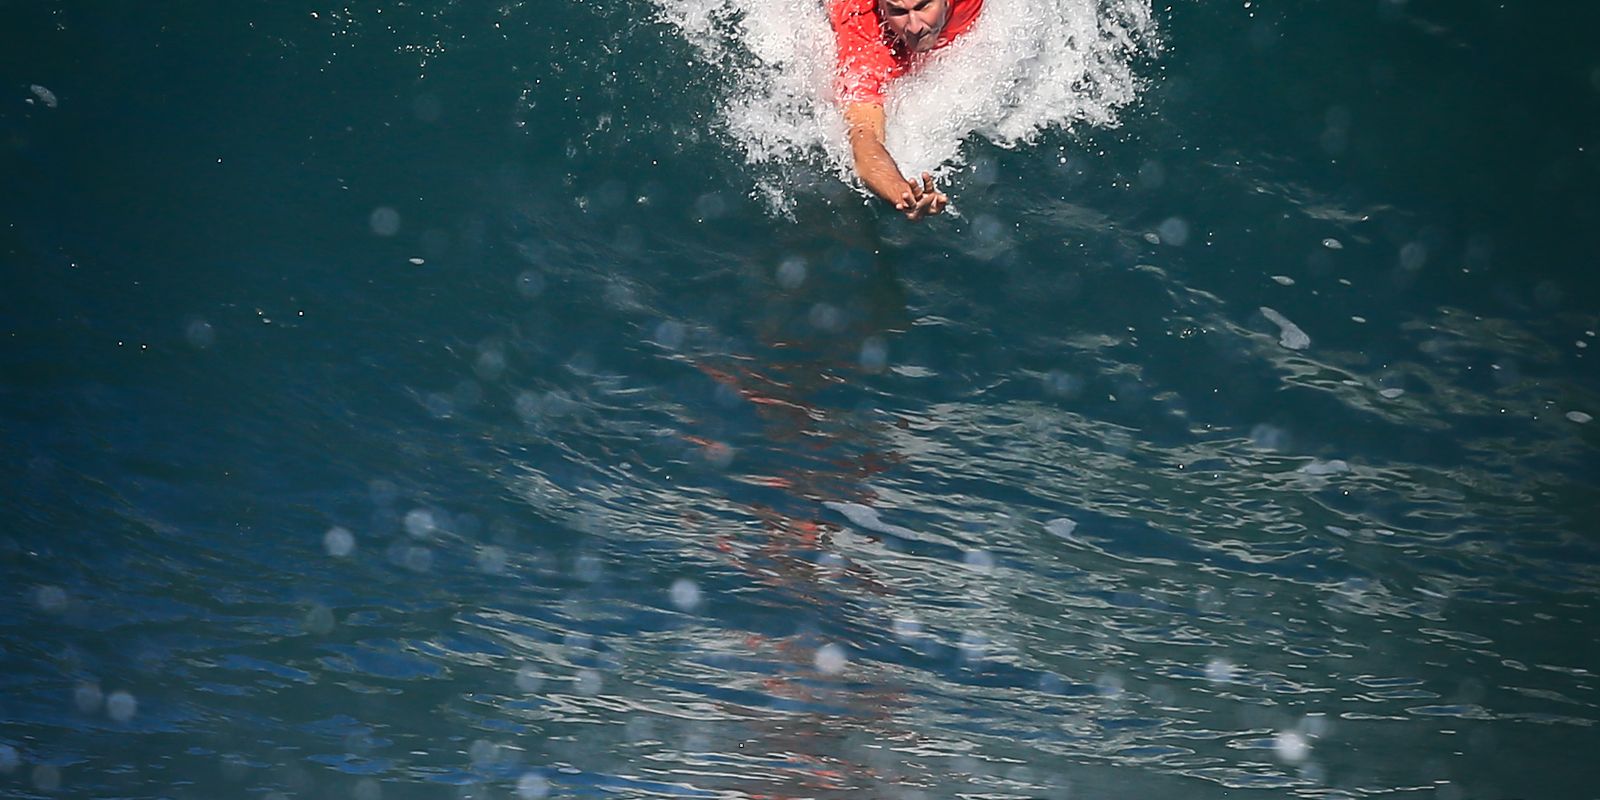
[{"x1": 829, "y1": 0, "x2": 983, "y2": 105}]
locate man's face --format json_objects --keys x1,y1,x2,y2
[{"x1": 878, "y1": 0, "x2": 951, "y2": 53}]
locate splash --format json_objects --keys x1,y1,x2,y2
[{"x1": 653, "y1": 0, "x2": 1158, "y2": 209}]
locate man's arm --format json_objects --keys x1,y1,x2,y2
[{"x1": 843, "y1": 102, "x2": 948, "y2": 221}]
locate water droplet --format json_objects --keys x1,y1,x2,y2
[
  {"x1": 1378, "y1": 387, "x2": 1405, "y2": 399},
  {"x1": 1567, "y1": 411, "x2": 1592, "y2": 424},
  {"x1": 776, "y1": 256, "x2": 807, "y2": 289},
  {"x1": 574, "y1": 553, "x2": 603, "y2": 583},
  {"x1": 32, "y1": 764, "x2": 60, "y2": 793},
  {"x1": 475, "y1": 349, "x2": 507, "y2": 381},
  {"x1": 1250, "y1": 423, "x2": 1290, "y2": 452},
  {"x1": 516, "y1": 773, "x2": 550, "y2": 799},
  {"x1": 814, "y1": 643, "x2": 848, "y2": 675},
  {"x1": 369, "y1": 207, "x2": 401, "y2": 237},
  {"x1": 808, "y1": 303, "x2": 843, "y2": 332},
  {"x1": 1270, "y1": 275, "x2": 1294, "y2": 286},
  {"x1": 958, "y1": 631, "x2": 989, "y2": 662},
  {"x1": 653, "y1": 320, "x2": 686, "y2": 350},
  {"x1": 73, "y1": 682, "x2": 102, "y2": 714},
  {"x1": 1137, "y1": 160, "x2": 1166, "y2": 190},
  {"x1": 1533, "y1": 280, "x2": 1563, "y2": 308},
  {"x1": 394, "y1": 544, "x2": 428, "y2": 572},
  {"x1": 1298, "y1": 713, "x2": 1330, "y2": 738},
  {"x1": 404, "y1": 509, "x2": 438, "y2": 539},
  {"x1": 1157, "y1": 217, "x2": 1190, "y2": 247},
  {"x1": 859, "y1": 337, "x2": 888, "y2": 373},
  {"x1": 669, "y1": 578, "x2": 702, "y2": 612},
  {"x1": 574, "y1": 668, "x2": 603, "y2": 694},
  {"x1": 304, "y1": 604, "x2": 335, "y2": 634},
  {"x1": 1095, "y1": 672, "x2": 1124, "y2": 697},
  {"x1": 1321, "y1": 238, "x2": 1343, "y2": 250},
  {"x1": 1399, "y1": 241, "x2": 1427, "y2": 271},
  {"x1": 184, "y1": 319, "x2": 215, "y2": 349},
  {"x1": 477, "y1": 546, "x2": 508, "y2": 575},
  {"x1": 963, "y1": 549, "x2": 995, "y2": 572},
  {"x1": 324, "y1": 527, "x2": 356, "y2": 558},
  {"x1": 694, "y1": 192, "x2": 727, "y2": 220},
  {"x1": 1273, "y1": 730, "x2": 1310, "y2": 763},
  {"x1": 514, "y1": 665, "x2": 544, "y2": 693},
  {"x1": 892, "y1": 617, "x2": 923, "y2": 641},
  {"x1": 1205, "y1": 658, "x2": 1237, "y2": 683},
  {"x1": 469, "y1": 739, "x2": 501, "y2": 767},
  {"x1": 698, "y1": 441, "x2": 735, "y2": 470},
  {"x1": 35, "y1": 585, "x2": 67, "y2": 613},
  {"x1": 412, "y1": 92, "x2": 442, "y2": 123},
  {"x1": 106, "y1": 690, "x2": 137, "y2": 723},
  {"x1": 972, "y1": 214, "x2": 1006, "y2": 248},
  {"x1": 354, "y1": 777, "x2": 383, "y2": 800},
  {"x1": 1043, "y1": 370, "x2": 1082, "y2": 398},
  {"x1": 516, "y1": 270, "x2": 546, "y2": 298}
]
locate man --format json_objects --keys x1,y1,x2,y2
[{"x1": 829, "y1": 0, "x2": 983, "y2": 220}]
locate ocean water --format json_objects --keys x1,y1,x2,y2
[{"x1": 3, "y1": 1, "x2": 1598, "y2": 798}]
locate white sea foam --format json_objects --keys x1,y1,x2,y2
[{"x1": 653, "y1": 0, "x2": 1157, "y2": 209}]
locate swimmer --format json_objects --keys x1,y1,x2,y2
[{"x1": 828, "y1": 0, "x2": 984, "y2": 220}]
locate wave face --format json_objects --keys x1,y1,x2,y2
[{"x1": 654, "y1": 0, "x2": 1156, "y2": 207}]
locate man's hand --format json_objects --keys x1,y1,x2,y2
[
  {"x1": 843, "y1": 103, "x2": 951, "y2": 222},
  {"x1": 894, "y1": 171, "x2": 948, "y2": 221}
]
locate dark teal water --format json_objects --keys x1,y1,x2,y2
[{"x1": 4, "y1": 1, "x2": 1599, "y2": 798}]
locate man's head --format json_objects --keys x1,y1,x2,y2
[{"x1": 877, "y1": 0, "x2": 952, "y2": 53}]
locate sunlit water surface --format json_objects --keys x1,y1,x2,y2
[{"x1": 3, "y1": 1, "x2": 1598, "y2": 799}]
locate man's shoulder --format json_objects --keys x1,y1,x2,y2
[{"x1": 827, "y1": 0, "x2": 878, "y2": 29}]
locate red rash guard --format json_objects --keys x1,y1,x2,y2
[{"x1": 829, "y1": 0, "x2": 984, "y2": 105}]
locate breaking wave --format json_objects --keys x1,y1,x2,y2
[{"x1": 653, "y1": 0, "x2": 1158, "y2": 209}]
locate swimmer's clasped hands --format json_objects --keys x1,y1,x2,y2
[{"x1": 895, "y1": 171, "x2": 949, "y2": 221}]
